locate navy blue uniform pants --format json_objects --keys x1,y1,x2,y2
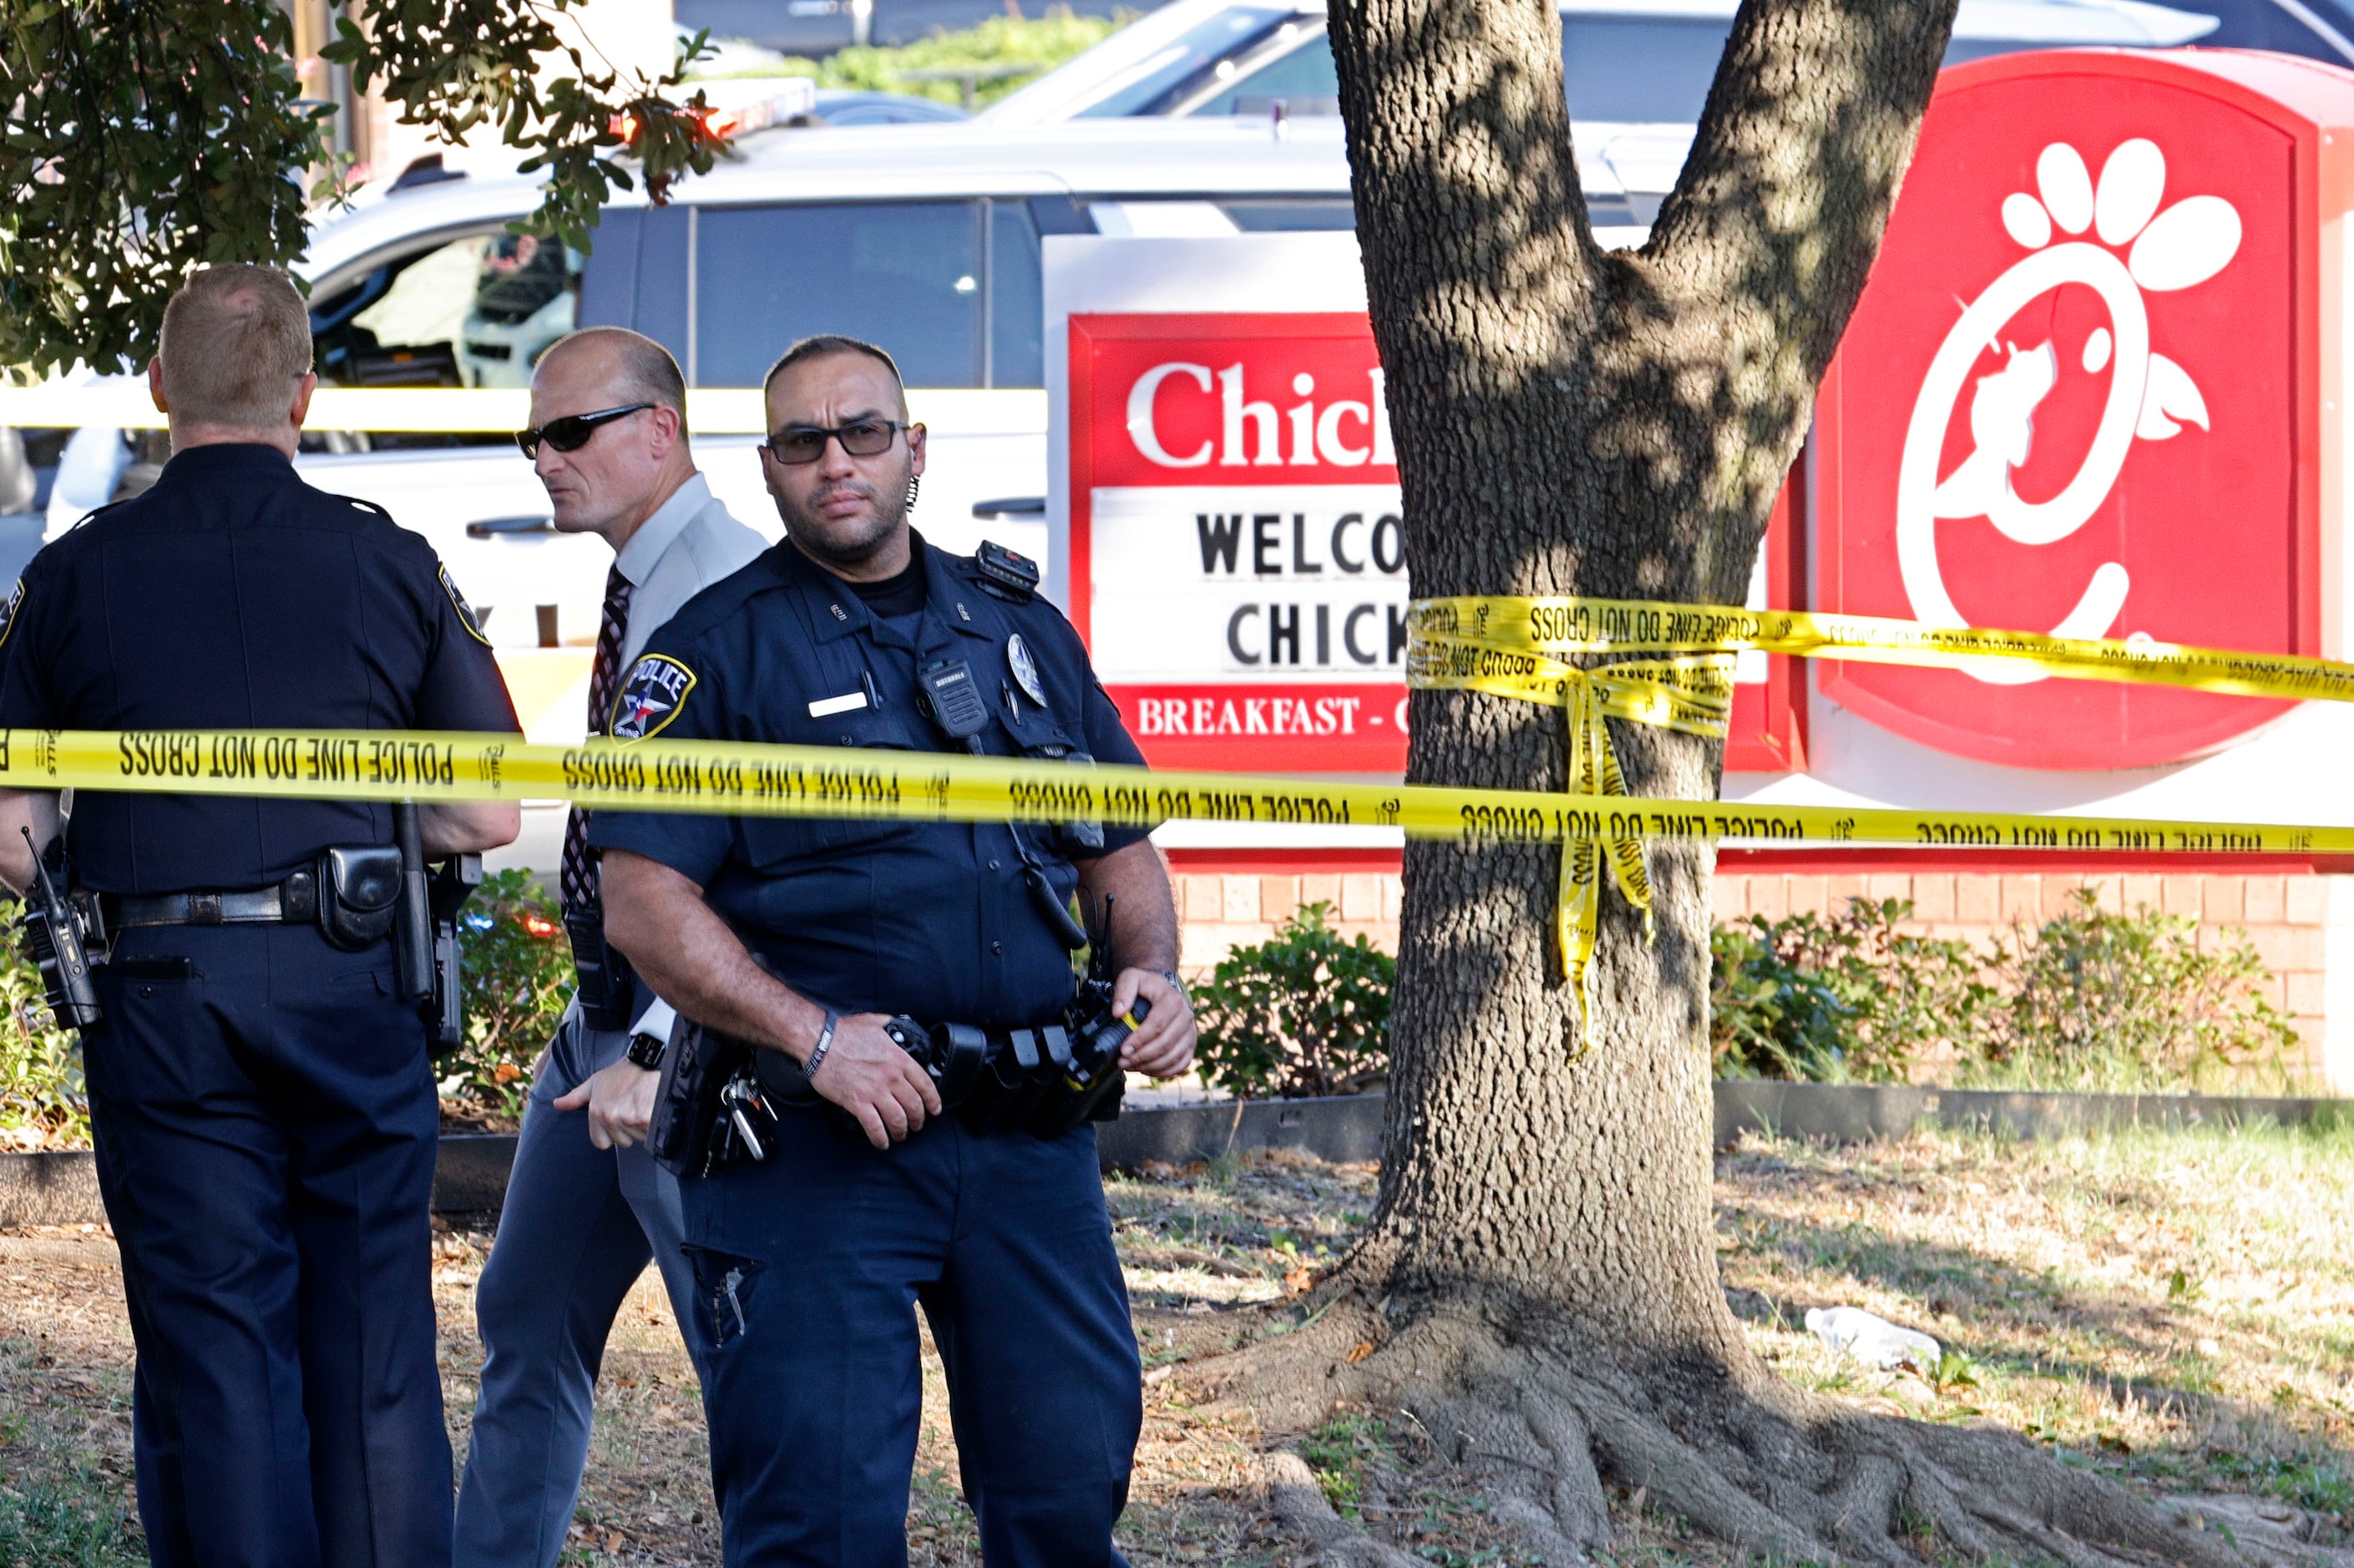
[
  {"x1": 84, "y1": 925, "x2": 452, "y2": 1568},
  {"x1": 456, "y1": 1010, "x2": 711, "y2": 1568},
  {"x1": 682, "y1": 1109, "x2": 1141, "y2": 1567}
]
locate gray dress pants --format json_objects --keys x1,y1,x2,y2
[{"x1": 453, "y1": 1009, "x2": 711, "y2": 1567}]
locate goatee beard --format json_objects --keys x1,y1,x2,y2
[{"x1": 779, "y1": 482, "x2": 910, "y2": 573}]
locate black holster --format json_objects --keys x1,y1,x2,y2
[
  {"x1": 565, "y1": 907, "x2": 636, "y2": 1030},
  {"x1": 423, "y1": 854, "x2": 483, "y2": 1055},
  {"x1": 651, "y1": 1017, "x2": 762, "y2": 1177}
]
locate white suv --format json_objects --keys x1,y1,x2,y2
[{"x1": 277, "y1": 117, "x2": 1360, "y2": 651}]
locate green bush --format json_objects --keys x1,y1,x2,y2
[
  {"x1": 697, "y1": 9, "x2": 1133, "y2": 110},
  {"x1": 443, "y1": 868, "x2": 575, "y2": 1126},
  {"x1": 1192, "y1": 902, "x2": 1391, "y2": 1099},
  {"x1": 1713, "y1": 891, "x2": 2298, "y2": 1093},
  {"x1": 0, "y1": 897, "x2": 89, "y2": 1151},
  {"x1": 1972, "y1": 887, "x2": 2296, "y2": 1093},
  {"x1": 1710, "y1": 898, "x2": 1992, "y2": 1084}
]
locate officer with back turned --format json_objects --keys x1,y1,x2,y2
[
  {"x1": 592, "y1": 334, "x2": 1197, "y2": 1565},
  {"x1": 0, "y1": 265, "x2": 523, "y2": 1568}
]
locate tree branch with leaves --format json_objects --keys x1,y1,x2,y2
[{"x1": 0, "y1": 0, "x2": 716, "y2": 376}]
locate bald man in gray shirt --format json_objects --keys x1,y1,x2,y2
[{"x1": 456, "y1": 328, "x2": 766, "y2": 1568}]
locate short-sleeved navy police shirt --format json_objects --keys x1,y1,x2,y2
[
  {"x1": 0, "y1": 443, "x2": 521, "y2": 894},
  {"x1": 589, "y1": 535, "x2": 1147, "y2": 1029}
]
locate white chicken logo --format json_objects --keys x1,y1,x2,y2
[{"x1": 1896, "y1": 139, "x2": 2242, "y2": 683}]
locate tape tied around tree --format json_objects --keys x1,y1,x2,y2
[
  {"x1": 1404, "y1": 592, "x2": 2354, "y2": 1050},
  {"x1": 1400, "y1": 640, "x2": 1739, "y2": 1050},
  {"x1": 1405, "y1": 594, "x2": 2354, "y2": 701}
]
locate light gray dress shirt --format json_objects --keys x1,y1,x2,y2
[{"x1": 611, "y1": 469, "x2": 769, "y2": 668}]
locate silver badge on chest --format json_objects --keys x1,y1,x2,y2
[{"x1": 1006, "y1": 633, "x2": 1046, "y2": 706}]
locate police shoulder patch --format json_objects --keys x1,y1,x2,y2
[
  {"x1": 610, "y1": 654, "x2": 697, "y2": 742},
  {"x1": 0, "y1": 577, "x2": 23, "y2": 650},
  {"x1": 440, "y1": 564, "x2": 492, "y2": 646}
]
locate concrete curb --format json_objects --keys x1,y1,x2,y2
[
  {"x1": 1709, "y1": 1080, "x2": 2353, "y2": 1150},
  {"x1": 4, "y1": 1085, "x2": 2345, "y2": 1225},
  {"x1": 1095, "y1": 1093, "x2": 1387, "y2": 1168}
]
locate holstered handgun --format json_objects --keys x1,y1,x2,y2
[
  {"x1": 424, "y1": 854, "x2": 483, "y2": 1056},
  {"x1": 651, "y1": 1018, "x2": 777, "y2": 1177},
  {"x1": 17, "y1": 828, "x2": 102, "y2": 1029},
  {"x1": 391, "y1": 802, "x2": 483, "y2": 1057}
]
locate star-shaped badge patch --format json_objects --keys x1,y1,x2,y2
[{"x1": 609, "y1": 654, "x2": 697, "y2": 742}]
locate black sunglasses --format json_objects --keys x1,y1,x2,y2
[
  {"x1": 762, "y1": 418, "x2": 911, "y2": 465},
  {"x1": 515, "y1": 402, "x2": 654, "y2": 459}
]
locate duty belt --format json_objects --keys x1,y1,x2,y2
[{"x1": 107, "y1": 871, "x2": 318, "y2": 929}]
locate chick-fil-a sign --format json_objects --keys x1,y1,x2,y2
[
  {"x1": 1816, "y1": 49, "x2": 2354, "y2": 770},
  {"x1": 1067, "y1": 311, "x2": 1804, "y2": 771}
]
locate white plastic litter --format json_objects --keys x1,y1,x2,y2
[{"x1": 1804, "y1": 1307, "x2": 1942, "y2": 1374}]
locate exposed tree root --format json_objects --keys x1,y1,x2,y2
[
  {"x1": 1263, "y1": 1449, "x2": 1427, "y2": 1566},
  {"x1": 1197, "y1": 1294, "x2": 2324, "y2": 1568}
]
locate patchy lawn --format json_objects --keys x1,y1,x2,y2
[{"x1": 3, "y1": 1123, "x2": 2351, "y2": 1565}]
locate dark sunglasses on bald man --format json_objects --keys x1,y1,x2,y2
[
  {"x1": 514, "y1": 402, "x2": 653, "y2": 459},
  {"x1": 762, "y1": 418, "x2": 912, "y2": 465}
]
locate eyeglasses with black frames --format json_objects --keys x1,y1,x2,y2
[
  {"x1": 514, "y1": 402, "x2": 655, "y2": 459},
  {"x1": 762, "y1": 419, "x2": 912, "y2": 466}
]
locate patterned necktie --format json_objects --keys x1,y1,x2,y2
[{"x1": 560, "y1": 565, "x2": 634, "y2": 915}]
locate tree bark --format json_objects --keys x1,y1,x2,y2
[{"x1": 1324, "y1": 0, "x2": 1957, "y2": 1353}]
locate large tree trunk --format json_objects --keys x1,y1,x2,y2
[
  {"x1": 1192, "y1": 4, "x2": 2293, "y2": 1563},
  {"x1": 1346, "y1": 0, "x2": 1952, "y2": 1359}
]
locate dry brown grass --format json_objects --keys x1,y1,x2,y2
[{"x1": 3, "y1": 1122, "x2": 2350, "y2": 1565}]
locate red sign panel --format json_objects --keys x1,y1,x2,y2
[
  {"x1": 1070, "y1": 313, "x2": 1407, "y2": 771},
  {"x1": 1817, "y1": 49, "x2": 2354, "y2": 770},
  {"x1": 1068, "y1": 311, "x2": 1805, "y2": 771}
]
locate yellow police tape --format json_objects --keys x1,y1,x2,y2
[
  {"x1": 6, "y1": 592, "x2": 2351, "y2": 1055},
  {"x1": 1403, "y1": 593, "x2": 2354, "y2": 1042},
  {"x1": 4, "y1": 720, "x2": 2348, "y2": 1049},
  {"x1": 0, "y1": 726, "x2": 2343, "y2": 857}
]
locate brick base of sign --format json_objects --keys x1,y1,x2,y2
[
  {"x1": 1172, "y1": 868, "x2": 1403, "y2": 972},
  {"x1": 1168, "y1": 867, "x2": 2354, "y2": 1092}
]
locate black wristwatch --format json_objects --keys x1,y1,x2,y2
[{"x1": 625, "y1": 1028, "x2": 667, "y2": 1071}]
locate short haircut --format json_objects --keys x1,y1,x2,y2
[
  {"x1": 157, "y1": 266, "x2": 314, "y2": 430},
  {"x1": 538, "y1": 326, "x2": 689, "y2": 435},
  {"x1": 762, "y1": 335, "x2": 905, "y2": 412}
]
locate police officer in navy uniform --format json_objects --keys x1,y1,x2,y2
[
  {"x1": 0, "y1": 265, "x2": 522, "y2": 1568},
  {"x1": 593, "y1": 334, "x2": 1197, "y2": 1566}
]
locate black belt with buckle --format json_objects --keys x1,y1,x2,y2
[{"x1": 109, "y1": 870, "x2": 319, "y2": 929}]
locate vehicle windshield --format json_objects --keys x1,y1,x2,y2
[
  {"x1": 1173, "y1": 6, "x2": 2225, "y2": 124},
  {"x1": 1073, "y1": 4, "x2": 1300, "y2": 117},
  {"x1": 1182, "y1": 17, "x2": 1740, "y2": 124}
]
